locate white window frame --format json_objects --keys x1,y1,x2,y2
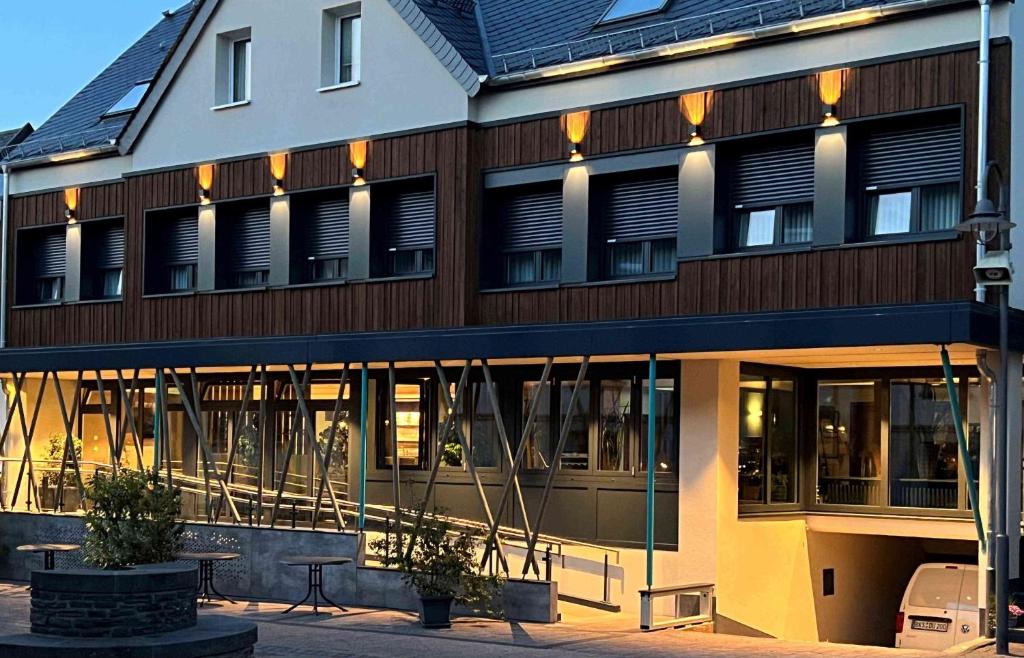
[
  {"x1": 334, "y1": 13, "x2": 361, "y2": 86},
  {"x1": 228, "y1": 37, "x2": 252, "y2": 103}
]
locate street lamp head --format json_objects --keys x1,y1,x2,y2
[{"x1": 955, "y1": 197, "x2": 1015, "y2": 244}]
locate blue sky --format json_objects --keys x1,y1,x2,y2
[{"x1": 0, "y1": 1, "x2": 177, "y2": 131}]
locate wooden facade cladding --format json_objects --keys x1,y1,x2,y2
[{"x1": 5, "y1": 45, "x2": 1010, "y2": 348}]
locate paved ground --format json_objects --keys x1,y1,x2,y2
[{"x1": 0, "y1": 581, "x2": 1013, "y2": 657}]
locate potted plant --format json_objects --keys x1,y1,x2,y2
[
  {"x1": 82, "y1": 468, "x2": 183, "y2": 568},
  {"x1": 371, "y1": 507, "x2": 501, "y2": 628}
]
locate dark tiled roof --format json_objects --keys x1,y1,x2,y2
[
  {"x1": 479, "y1": 0, "x2": 922, "y2": 75},
  {"x1": 0, "y1": 125, "x2": 32, "y2": 149},
  {"x1": 2, "y1": 3, "x2": 193, "y2": 163},
  {"x1": 412, "y1": 0, "x2": 489, "y2": 75}
]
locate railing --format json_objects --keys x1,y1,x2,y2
[{"x1": 490, "y1": 0, "x2": 884, "y2": 75}]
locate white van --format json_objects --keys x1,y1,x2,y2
[{"x1": 895, "y1": 563, "x2": 979, "y2": 650}]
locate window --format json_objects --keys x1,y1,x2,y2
[
  {"x1": 81, "y1": 219, "x2": 124, "y2": 300},
  {"x1": 860, "y1": 118, "x2": 962, "y2": 237},
  {"x1": 217, "y1": 199, "x2": 270, "y2": 289},
  {"x1": 640, "y1": 378, "x2": 677, "y2": 474},
  {"x1": 103, "y1": 82, "x2": 150, "y2": 117},
  {"x1": 145, "y1": 208, "x2": 198, "y2": 294},
  {"x1": 730, "y1": 139, "x2": 814, "y2": 249},
  {"x1": 817, "y1": 381, "x2": 881, "y2": 506},
  {"x1": 377, "y1": 382, "x2": 430, "y2": 469},
  {"x1": 336, "y1": 14, "x2": 361, "y2": 84},
  {"x1": 522, "y1": 380, "x2": 553, "y2": 470},
  {"x1": 487, "y1": 181, "x2": 562, "y2": 287},
  {"x1": 295, "y1": 190, "x2": 349, "y2": 283},
  {"x1": 230, "y1": 37, "x2": 251, "y2": 103},
  {"x1": 469, "y1": 382, "x2": 500, "y2": 468},
  {"x1": 592, "y1": 168, "x2": 677, "y2": 279},
  {"x1": 598, "y1": 380, "x2": 631, "y2": 472},
  {"x1": 739, "y1": 373, "x2": 797, "y2": 505},
  {"x1": 559, "y1": 380, "x2": 591, "y2": 470},
  {"x1": 371, "y1": 178, "x2": 435, "y2": 277},
  {"x1": 889, "y1": 379, "x2": 959, "y2": 509},
  {"x1": 16, "y1": 226, "x2": 65, "y2": 305},
  {"x1": 598, "y1": 0, "x2": 669, "y2": 23}
]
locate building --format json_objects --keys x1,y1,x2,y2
[{"x1": 1, "y1": 0, "x2": 1022, "y2": 646}]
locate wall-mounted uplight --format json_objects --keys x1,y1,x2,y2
[
  {"x1": 197, "y1": 163, "x2": 215, "y2": 205},
  {"x1": 679, "y1": 90, "x2": 713, "y2": 145},
  {"x1": 349, "y1": 140, "x2": 368, "y2": 186},
  {"x1": 63, "y1": 188, "x2": 80, "y2": 223},
  {"x1": 817, "y1": 68, "x2": 847, "y2": 126},
  {"x1": 561, "y1": 110, "x2": 590, "y2": 162},
  {"x1": 270, "y1": 153, "x2": 287, "y2": 196}
]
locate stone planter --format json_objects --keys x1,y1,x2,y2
[{"x1": 30, "y1": 563, "x2": 197, "y2": 638}]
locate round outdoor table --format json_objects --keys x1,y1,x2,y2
[
  {"x1": 279, "y1": 556, "x2": 352, "y2": 616},
  {"x1": 16, "y1": 543, "x2": 79, "y2": 571},
  {"x1": 177, "y1": 551, "x2": 240, "y2": 607}
]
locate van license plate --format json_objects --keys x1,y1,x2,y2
[{"x1": 911, "y1": 620, "x2": 949, "y2": 632}]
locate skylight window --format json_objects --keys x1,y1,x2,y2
[
  {"x1": 598, "y1": 0, "x2": 669, "y2": 24},
  {"x1": 103, "y1": 82, "x2": 150, "y2": 117}
]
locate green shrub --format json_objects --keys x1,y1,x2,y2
[
  {"x1": 82, "y1": 469, "x2": 183, "y2": 569},
  {"x1": 370, "y1": 506, "x2": 502, "y2": 616}
]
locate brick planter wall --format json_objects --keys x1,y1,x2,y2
[{"x1": 30, "y1": 564, "x2": 197, "y2": 638}]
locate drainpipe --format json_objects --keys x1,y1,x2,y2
[
  {"x1": 976, "y1": 0, "x2": 992, "y2": 302},
  {"x1": 0, "y1": 163, "x2": 9, "y2": 349}
]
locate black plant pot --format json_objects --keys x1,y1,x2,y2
[{"x1": 418, "y1": 596, "x2": 454, "y2": 629}]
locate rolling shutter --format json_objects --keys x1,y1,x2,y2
[
  {"x1": 230, "y1": 203, "x2": 270, "y2": 271},
  {"x1": 94, "y1": 223, "x2": 124, "y2": 270},
  {"x1": 604, "y1": 171, "x2": 677, "y2": 242},
  {"x1": 732, "y1": 142, "x2": 815, "y2": 207},
  {"x1": 862, "y1": 123, "x2": 962, "y2": 189},
  {"x1": 164, "y1": 212, "x2": 198, "y2": 264},
  {"x1": 35, "y1": 229, "x2": 66, "y2": 278},
  {"x1": 500, "y1": 183, "x2": 562, "y2": 252},
  {"x1": 387, "y1": 184, "x2": 435, "y2": 251},
  {"x1": 308, "y1": 196, "x2": 349, "y2": 260}
]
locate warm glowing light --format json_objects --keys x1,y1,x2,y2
[
  {"x1": 63, "y1": 188, "x2": 80, "y2": 223},
  {"x1": 562, "y1": 110, "x2": 590, "y2": 147},
  {"x1": 680, "y1": 90, "x2": 713, "y2": 130},
  {"x1": 817, "y1": 68, "x2": 847, "y2": 123},
  {"x1": 349, "y1": 140, "x2": 368, "y2": 170},
  {"x1": 197, "y1": 164, "x2": 215, "y2": 204},
  {"x1": 270, "y1": 153, "x2": 287, "y2": 182}
]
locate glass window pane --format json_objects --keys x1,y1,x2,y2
[
  {"x1": 559, "y1": 381, "x2": 590, "y2": 470},
  {"x1": 232, "y1": 39, "x2": 249, "y2": 102},
  {"x1": 540, "y1": 249, "x2": 561, "y2": 282},
  {"x1": 650, "y1": 238, "x2": 675, "y2": 273},
  {"x1": 920, "y1": 183, "x2": 960, "y2": 232},
  {"x1": 339, "y1": 17, "x2": 355, "y2": 83},
  {"x1": 967, "y1": 380, "x2": 982, "y2": 506},
  {"x1": 909, "y1": 567, "x2": 964, "y2": 610},
  {"x1": 818, "y1": 381, "x2": 881, "y2": 506},
  {"x1": 869, "y1": 191, "x2": 912, "y2": 235},
  {"x1": 505, "y1": 251, "x2": 537, "y2": 285},
  {"x1": 739, "y1": 375, "x2": 766, "y2": 503},
  {"x1": 379, "y1": 383, "x2": 425, "y2": 469},
  {"x1": 608, "y1": 242, "x2": 644, "y2": 278},
  {"x1": 739, "y1": 209, "x2": 776, "y2": 247},
  {"x1": 523, "y1": 380, "x2": 552, "y2": 470},
  {"x1": 471, "y1": 382, "x2": 500, "y2": 468},
  {"x1": 768, "y1": 379, "x2": 797, "y2": 503},
  {"x1": 102, "y1": 269, "x2": 123, "y2": 297},
  {"x1": 640, "y1": 378, "x2": 676, "y2": 473},
  {"x1": 598, "y1": 380, "x2": 631, "y2": 471},
  {"x1": 889, "y1": 379, "x2": 958, "y2": 509},
  {"x1": 602, "y1": 0, "x2": 666, "y2": 22},
  {"x1": 782, "y1": 203, "x2": 813, "y2": 244}
]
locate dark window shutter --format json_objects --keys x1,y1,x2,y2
[
  {"x1": 309, "y1": 196, "x2": 349, "y2": 259},
  {"x1": 733, "y1": 142, "x2": 815, "y2": 207},
  {"x1": 35, "y1": 230, "x2": 66, "y2": 278},
  {"x1": 862, "y1": 123, "x2": 962, "y2": 189},
  {"x1": 164, "y1": 212, "x2": 198, "y2": 264},
  {"x1": 387, "y1": 185, "x2": 435, "y2": 251},
  {"x1": 94, "y1": 223, "x2": 124, "y2": 270},
  {"x1": 230, "y1": 203, "x2": 270, "y2": 271},
  {"x1": 604, "y1": 172, "x2": 677, "y2": 242},
  {"x1": 501, "y1": 184, "x2": 562, "y2": 252}
]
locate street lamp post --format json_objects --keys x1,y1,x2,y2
[{"x1": 955, "y1": 160, "x2": 1015, "y2": 655}]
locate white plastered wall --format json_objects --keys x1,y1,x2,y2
[{"x1": 129, "y1": 0, "x2": 470, "y2": 172}]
